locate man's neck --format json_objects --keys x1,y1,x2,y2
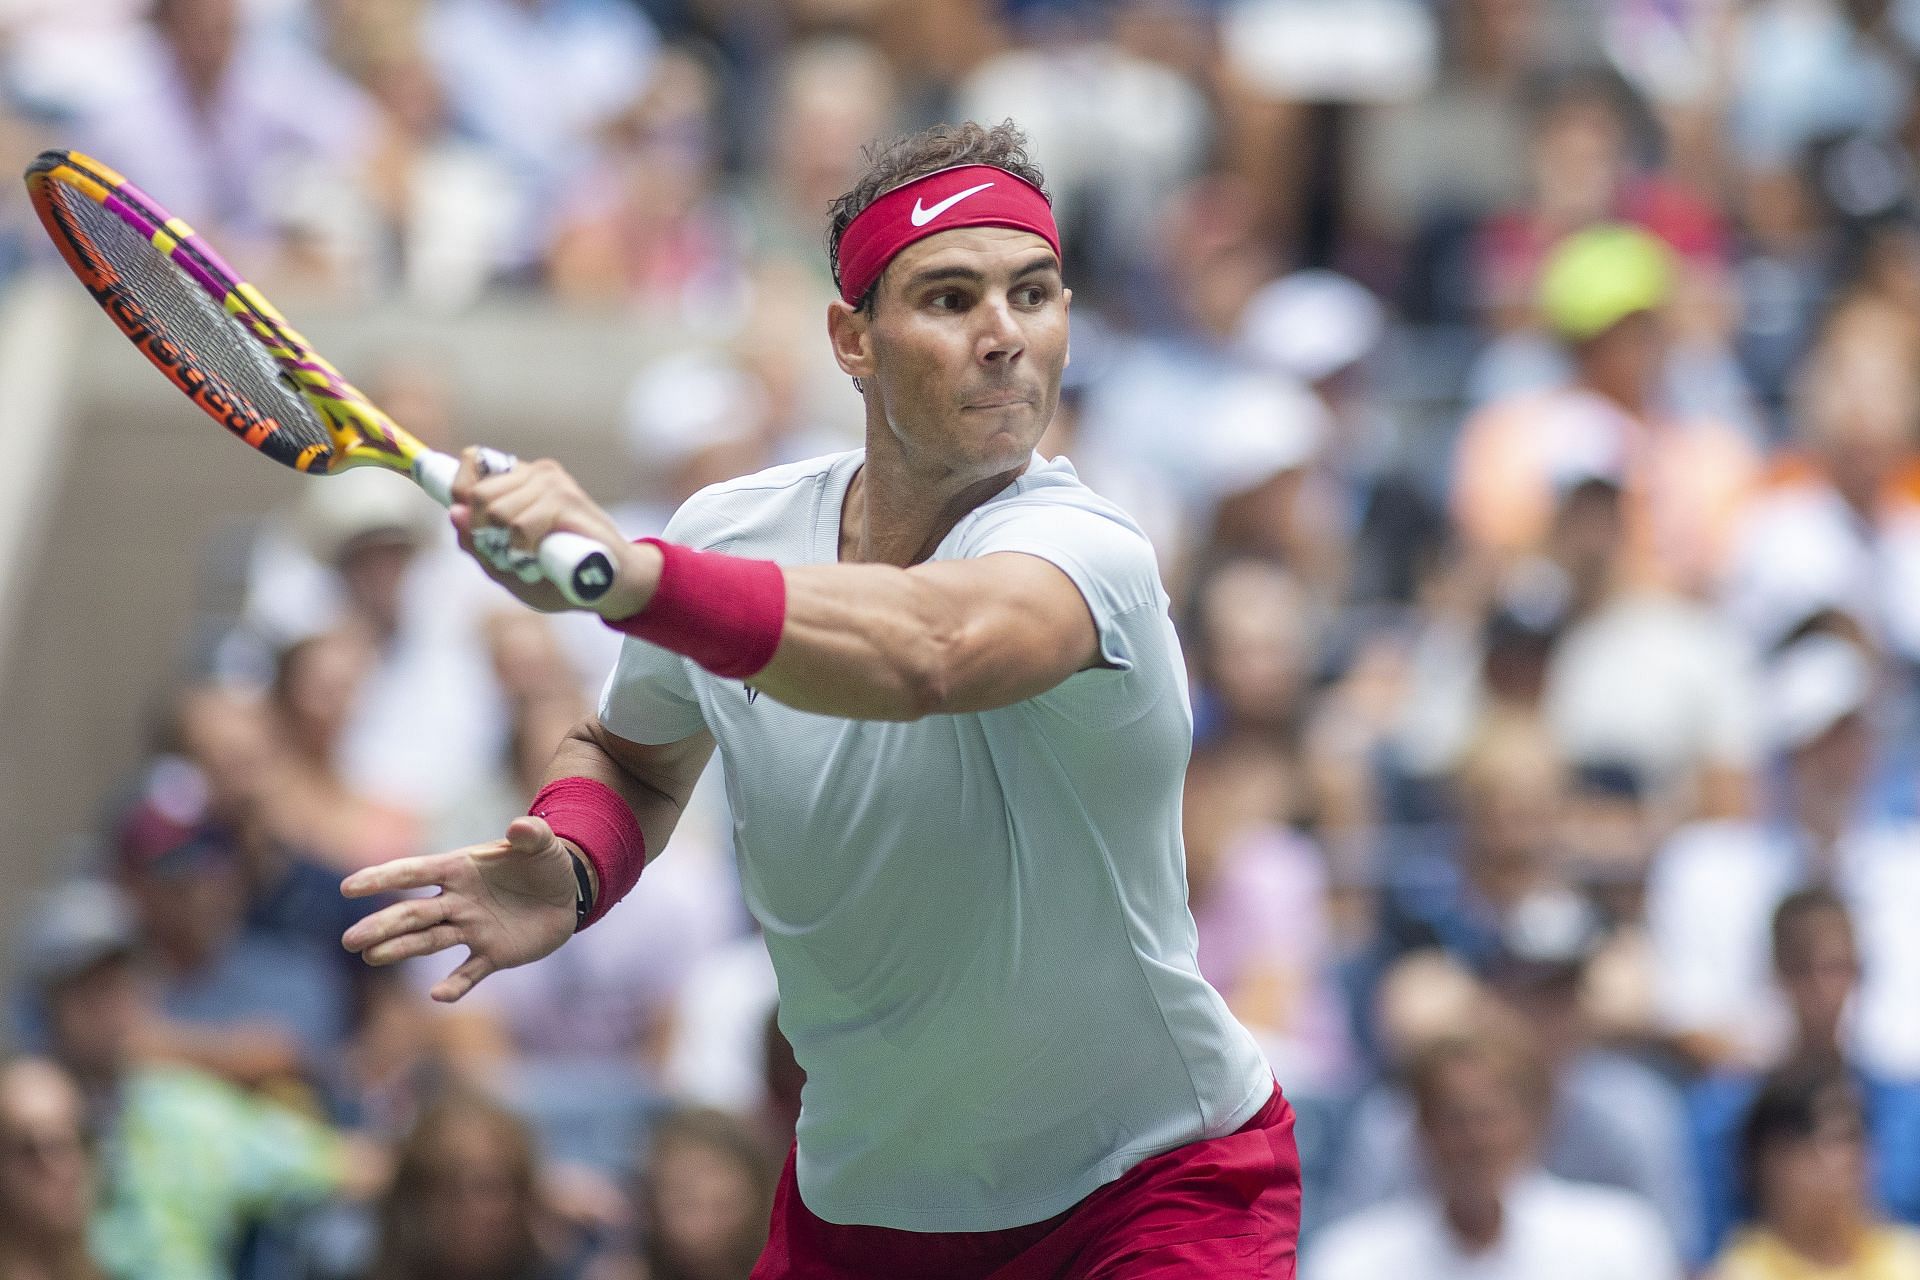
[
  {"x1": 1443, "y1": 1189, "x2": 1506, "y2": 1253},
  {"x1": 841, "y1": 435, "x2": 1030, "y2": 567},
  {"x1": 1775, "y1": 1209, "x2": 1868, "y2": 1268}
]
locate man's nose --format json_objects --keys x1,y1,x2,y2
[{"x1": 978, "y1": 298, "x2": 1025, "y2": 364}]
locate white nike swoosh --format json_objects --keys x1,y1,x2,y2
[{"x1": 911, "y1": 181, "x2": 995, "y2": 227}]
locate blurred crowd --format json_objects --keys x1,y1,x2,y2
[{"x1": 5, "y1": 0, "x2": 1920, "y2": 1277}]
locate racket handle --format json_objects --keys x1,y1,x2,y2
[
  {"x1": 538, "y1": 532, "x2": 619, "y2": 607},
  {"x1": 411, "y1": 451, "x2": 619, "y2": 609}
]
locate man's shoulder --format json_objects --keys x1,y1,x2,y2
[
  {"x1": 1521, "y1": 1172, "x2": 1668, "y2": 1235},
  {"x1": 958, "y1": 455, "x2": 1153, "y2": 547},
  {"x1": 667, "y1": 451, "x2": 861, "y2": 550},
  {"x1": 1654, "y1": 819, "x2": 1776, "y2": 876},
  {"x1": 1308, "y1": 1196, "x2": 1435, "y2": 1275}
]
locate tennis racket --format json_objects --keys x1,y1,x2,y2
[{"x1": 23, "y1": 149, "x2": 616, "y2": 607}]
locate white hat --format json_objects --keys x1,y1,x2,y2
[
  {"x1": 297, "y1": 469, "x2": 438, "y2": 564},
  {"x1": 622, "y1": 350, "x2": 765, "y2": 472},
  {"x1": 1767, "y1": 633, "x2": 1873, "y2": 753},
  {"x1": 19, "y1": 879, "x2": 139, "y2": 991},
  {"x1": 1194, "y1": 369, "x2": 1328, "y2": 501},
  {"x1": 1238, "y1": 270, "x2": 1386, "y2": 383}
]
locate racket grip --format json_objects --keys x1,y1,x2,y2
[
  {"x1": 539, "y1": 533, "x2": 619, "y2": 607},
  {"x1": 411, "y1": 451, "x2": 619, "y2": 608}
]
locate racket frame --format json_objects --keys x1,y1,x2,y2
[{"x1": 25, "y1": 149, "x2": 616, "y2": 606}]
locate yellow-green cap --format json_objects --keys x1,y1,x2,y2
[{"x1": 1537, "y1": 224, "x2": 1675, "y2": 342}]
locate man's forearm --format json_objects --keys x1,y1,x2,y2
[{"x1": 542, "y1": 718, "x2": 709, "y2": 904}]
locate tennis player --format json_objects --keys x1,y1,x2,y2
[{"x1": 342, "y1": 120, "x2": 1300, "y2": 1278}]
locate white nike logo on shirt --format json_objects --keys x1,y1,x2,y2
[{"x1": 910, "y1": 182, "x2": 995, "y2": 227}]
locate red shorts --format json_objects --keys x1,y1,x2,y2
[{"x1": 750, "y1": 1084, "x2": 1300, "y2": 1280}]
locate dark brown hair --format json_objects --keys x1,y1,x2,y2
[
  {"x1": 1737, "y1": 1059, "x2": 1869, "y2": 1219},
  {"x1": 641, "y1": 1106, "x2": 778, "y2": 1280},
  {"x1": 826, "y1": 120, "x2": 1049, "y2": 311},
  {"x1": 1771, "y1": 886, "x2": 1854, "y2": 973},
  {"x1": 367, "y1": 1093, "x2": 545, "y2": 1280},
  {"x1": 1405, "y1": 1015, "x2": 1554, "y2": 1123}
]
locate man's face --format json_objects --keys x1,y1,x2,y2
[
  {"x1": 837, "y1": 226, "x2": 1070, "y2": 481},
  {"x1": 1418, "y1": 1059, "x2": 1541, "y2": 1204},
  {"x1": 46, "y1": 960, "x2": 142, "y2": 1082},
  {"x1": 1777, "y1": 911, "x2": 1860, "y2": 1042},
  {"x1": 157, "y1": 0, "x2": 238, "y2": 88},
  {"x1": 1792, "y1": 712, "x2": 1873, "y2": 814},
  {"x1": 0, "y1": 1062, "x2": 94, "y2": 1241}
]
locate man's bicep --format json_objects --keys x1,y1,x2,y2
[
  {"x1": 910, "y1": 552, "x2": 1104, "y2": 713},
  {"x1": 947, "y1": 503, "x2": 1180, "y2": 727}
]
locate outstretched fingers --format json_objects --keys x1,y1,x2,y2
[
  {"x1": 362, "y1": 922, "x2": 466, "y2": 968},
  {"x1": 341, "y1": 893, "x2": 454, "y2": 956},
  {"x1": 341, "y1": 849, "x2": 478, "y2": 899}
]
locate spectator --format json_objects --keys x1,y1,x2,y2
[
  {"x1": 1331, "y1": 891, "x2": 1700, "y2": 1258},
  {"x1": 1373, "y1": 712, "x2": 1574, "y2": 976},
  {"x1": 80, "y1": 0, "x2": 376, "y2": 253},
  {"x1": 1724, "y1": 298, "x2": 1920, "y2": 662},
  {"x1": 358, "y1": 1093, "x2": 575, "y2": 1280},
  {"x1": 1347, "y1": 0, "x2": 1538, "y2": 315},
  {"x1": 1187, "y1": 556, "x2": 1320, "y2": 765},
  {"x1": 267, "y1": 629, "x2": 424, "y2": 873},
  {"x1": 1182, "y1": 735, "x2": 1355, "y2": 1090},
  {"x1": 1727, "y1": 0, "x2": 1918, "y2": 168},
  {"x1": 739, "y1": 36, "x2": 900, "y2": 282},
  {"x1": 1236, "y1": 269, "x2": 1445, "y2": 610},
  {"x1": 16, "y1": 879, "x2": 374, "y2": 1280},
  {"x1": 1726, "y1": 162, "x2": 1841, "y2": 424},
  {"x1": 347, "y1": 26, "x2": 525, "y2": 308},
  {"x1": 1540, "y1": 474, "x2": 1763, "y2": 820},
  {"x1": 1689, "y1": 889, "x2": 1920, "y2": 1263},
  {"x1": 1647, "y1": 628, "x2": 1920, "y2": 1074},
  {"x1": 165, "y1": 681, "x2": 386, "y2": 993},
  {"x1": 0, "y1": 1057, "x2": 102, "y2": 1280},
  {"x1": 660, "y1": 932, "x2": 778, "y2": 1122},
  {"x1": 547, "y1": 46, "x2": 746, "y2": 327},
  {"x1": 236, "y1": 413, "x2": 509, "y2": 816},
  {"x1": 605, "y1": 1107, "x2": 775, "y2": 1280},
  {"x1": 1471, "y1": 71, "x2": 1722, "y2": 335},
  {"x1": 424, "y1": 0, "x2": 660, "y2": 267},
  {"x1": 1307, "y1": 1014, "x2": 1681, "y2": 1280},
  {"x1": 432, "y1": 611, "x2": 588, "y2": 850},
  {"x1": 113, "y1": 760, "x2": 355, "y2": 1093},
  {"x1": 1451, "y1": 223, "x2": 1760, "y2": 598},
  {"x1": 1707, "y1": 1061, "x2": 1920, "y2": 1280}
]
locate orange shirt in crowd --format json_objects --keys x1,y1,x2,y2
[{"x1": 1452, "y1": 387, "x2": 1760, "y2": 595}]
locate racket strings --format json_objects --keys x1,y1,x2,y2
[{"x1": 54, "y1": 183, "x2": 334, "y2": 468}]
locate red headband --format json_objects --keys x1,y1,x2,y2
[{"x1": 835, "y1": 164, "x2": 1061, "y2": 306}]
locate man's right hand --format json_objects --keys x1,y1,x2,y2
[
  {"x1": 448, "y1": 447, "x2": 575, "y2": 613},
  {"x1": 448, "y1": 446, "x2": 662, "y2": 619},
  {"x1": 340, "y1": 816, "x2": 580, "y2": 1002}
]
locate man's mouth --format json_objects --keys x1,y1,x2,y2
[{"x1": 963, "y1": 392, "x2": 1032, "y2": 409}]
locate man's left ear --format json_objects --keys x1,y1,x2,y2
[
  {"x1": 826, "y1": 298, "x2": 876, "y2": 385},
  {"x1": 1063, "y1": 287, "x2": 1073, "y2": 368}
]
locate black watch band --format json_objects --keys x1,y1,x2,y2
[{"x1": 567, "y1": 849, "x2": 593, "y2": 932}]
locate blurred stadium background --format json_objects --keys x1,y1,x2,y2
[{"x1": 2, "y1": 0, "x2": 1920, "y2": 1277}]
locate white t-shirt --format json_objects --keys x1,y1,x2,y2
[
  {"x1": 599, "y1": 450, "x2": 1272, "y2": 1231},
  {"x1": 1305, "y1": 1174, "x2": 1681, "y2": 1280},
  {"x1": 1647, "y1": 819, "x2": 1920, "y2": 1075}
]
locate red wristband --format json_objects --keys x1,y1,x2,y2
[
  {"x1": 608, "y1": 539, "x2": 786, "y2": 679},
  {"x1": 529, "y1": 777, "x2": 646, "y2": 930}
]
